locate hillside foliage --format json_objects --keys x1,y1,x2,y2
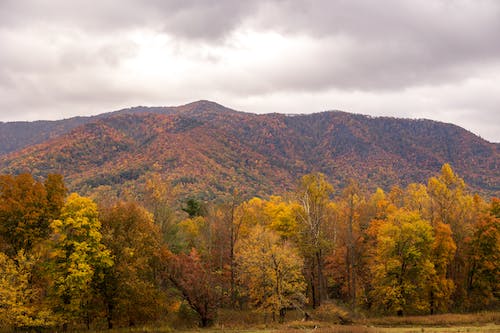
[
  {"x1": 0, "y1": 165, "x2": 498, "y2": 331},
  {"x1": 0, "y1": 101, "x2": 498, "y2": 200}
]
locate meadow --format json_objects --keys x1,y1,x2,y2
[{"x1": 76, "y1": 311, "x2": 500, "y2": 333}]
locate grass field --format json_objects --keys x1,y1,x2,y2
[
  {"x1": 83, "y1": 324, "x2": 500, "y2": 333},
  {"x1": 78, "y1": 311, "x2": 500, "y2": 333},
  {"x1": 2, "y1": 310, "x2": 498, "y2": 333}
]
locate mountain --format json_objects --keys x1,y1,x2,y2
[
  {"x1": 0, "y1": 101, "x2": 498, "y2": 199},
  {"x1": 0, "y1": 100, "x2": 237, "y2": 156}
]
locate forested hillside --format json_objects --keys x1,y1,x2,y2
[
  {"x1": 0, "y1": 101, "x2": 498, "y2": 199},
  {"x1": 0, "y1": 167, "x2": 498, "y2": 331},
  {"x1": 0, "y1": 101, "x2": 239, "y2": 155}
]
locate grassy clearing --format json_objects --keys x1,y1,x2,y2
[
  {"x1": 197, "y1": 311, "x2": 500, "y2": 333},
  {"x1": 84, "y1": 323, "x2": 500, "y2": 333},
  {"x1": 276, "y1": 325, "x2": 500, "y2": 332},
  {"x1": 3, "y1": 311, "x2": 498, "y2": 333},
  {"x1": 361, "y1": 311, "x2": 500, "y2": 327}
]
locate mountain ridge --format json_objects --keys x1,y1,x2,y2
[
  {"x1": 0, "y1": 100, "x2": 241, "y2": 156},
  {"x1": 0, "y1": 101, "x2": 498, "y2": 199}
]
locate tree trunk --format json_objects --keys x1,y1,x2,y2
[
  {"x1": 310, "y1": 270, "x2": 318, "y2": 308},
  {"x1": 279, "y1": 308, "x2": 286, "y2": 323},
  {"x1": 430, "y1": 290, "x2": 435, "y2": 315},
  {"x1": 107, "y1": 302, "x2": 114, "y2": 329},
  {"x1": 316, "y1": 249, "x2": 324, "y2": 306}
]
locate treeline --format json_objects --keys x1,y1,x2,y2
[{"x1": 0, "y1": 164, "x2": 498, "y2": 331}]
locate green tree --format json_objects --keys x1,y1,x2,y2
[
  {"x1": 49, "y1": 193, "x2": 113, "y2": 328},
  {"x1": 182, "y1": 198, "x2": 206, "y2": 217},
  {"x1": 236, "y1": 225, "x2": 306, "y2": 323}
]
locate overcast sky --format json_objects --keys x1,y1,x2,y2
[{"x1": 1, "y1": 0, "x2": 499, "y2": 142}]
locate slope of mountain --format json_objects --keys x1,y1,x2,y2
[
  {"x1": 0, "y1": 100, "x2": 238, "y2": 156},
  {"x1": 0, "y1": 101, "x2": 498, "y2": 199}
]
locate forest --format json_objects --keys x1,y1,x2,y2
[{"x1": 0, "y1": 164, "x2": 498, "y2": 331}]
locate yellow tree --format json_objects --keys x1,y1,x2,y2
[
  {"x1": 402, "y1": 183, "x2": 430, "y2": 218},
  {"x1": 429, "y1": 222, "x2": 456, "y2": 313},
  {"x1": 330, "y1": 187, "x2": 392, "y2": 309},
  {"x1": 264, "y1": 196, "x2": 299, "y2": 239},
  {"x1": 142, "y1": 174, "x2": 180, "y2": 250},
  {"x1": 339, "y1": 180, "x2": 365, "y2": 309},
  {"x1": 427, "y1": 164, "x2": 478, "y2": 304},
  {"x1": 178, "y1": 216, "x2": 210, "y2": 253},
  {"x1": 236, "y1": 225, "x2": 306, "y2": 323},
  {"x1": 464, "y1": 199, "x2": 500, "y2": 309},
  {"x1": 49, "y1": 193, "x2": 113, "y2": 328},
  {"x1": 427, "y1": 164, "x2": 467, "y2": 227},
  {"x1": 370, "y1": 209, "x2": 435, "y2": 315},
  {"x1": 0, "y1": 250, "x2": 57, "y2": 331},
  {"x1": 295, "y1": 173, "x2": 333, "y2": 308},
  {"x1": 99, "y1": 201, "x2": 163, "y2": 328}
]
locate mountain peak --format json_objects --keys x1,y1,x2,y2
[{"x1": 176, "y1": 100, "x2": 241, "y2": 115}]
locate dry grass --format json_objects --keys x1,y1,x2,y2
[
  {"x1": 15, "y1": 310, "x2": 496, "y2": 333},
  {"x1": 276, "y1": 324, "x2": 500, "y2": 332},
  {"x1": 214, "y1": 308, "x2": 306, "y2": 329},
  {"x1": 363, "y1": 312, "x2": 500, "y2": 327}
]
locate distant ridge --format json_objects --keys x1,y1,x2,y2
[
  {"x1": 0, "y1": 100, "x2": 240, "y2": 155},
  {"x1": 0, "y1": 101, "x2": 498, "y2": 198}
]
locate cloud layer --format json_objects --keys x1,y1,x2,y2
[{"x1": 1, "y1": 0, "x2": 499, "y2": 141}]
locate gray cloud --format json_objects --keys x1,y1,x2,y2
[{"x1": 0, "y1": 0, "x2": 499, "y2": 141}]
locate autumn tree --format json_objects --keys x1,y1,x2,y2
[
  {"x1": 49, "y1": 193, "x2": 113, "y2": 328},
  {"x1": 142, "y1": 174, "x2": 181, "y2": 250},
  {"x1": 0, "y1": 174, "x2": 66, "y2": 255},
  {"x1": 402, "y1": 183, "x2": 430, "y2": 219},
  {"x1": 236, "y1": 225, "x2": 306, "y2": 323},
  {"x1": 181, "y1": 197, "x2": 241, "y2": 309},
  {"x1": 370, "y1": 209, "x2": 435, "y2": 315},
  {"x1": 0, "y1": 250, "x2": 57, "y2": 331},
  {"x1": 339, "y1": 180, "x2": 364, "y2": 309},
  {"x1": 45, "y1": 174, "x2": 67, "y2": 220},
  {"x1": 178, "y1": 215, "x2": 211, "y2": 254},
  {"x1": 163, "y1": 248, "x2": 220, "y2": 327},
  {"x1": 353, "y1": 188, "x2": 391, "y2": 306},
  {"x1": 427, "y1": 164, "x2": 478, "y2": 304},
  {"x1": 464, "y1": 199, "x2": 500, "y2": 309},
  {"x1": 295, "y1": 173, "x2": 333, "y2": 308},
  {"x1": 263, "y1": 196, "x2": 299, "y2": 239},
  {"x1": 326, "y1": 185, "x2": 397, "y2": 310},
  {"x1": 226, "y1": 191, "x2": 241, "y2": 308},
  {"x1": 427, "y1": 164, "x2": 467, "y2": 227},
  {"x1": 98, "y1": 201, "x2": 163, "y2": 328},
  {"x1": 429, "y1": 222, "x2": 456, "y2": 313},
  {"x1": 364, "y1": 188, "x2": 394, "y2": 223}
]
